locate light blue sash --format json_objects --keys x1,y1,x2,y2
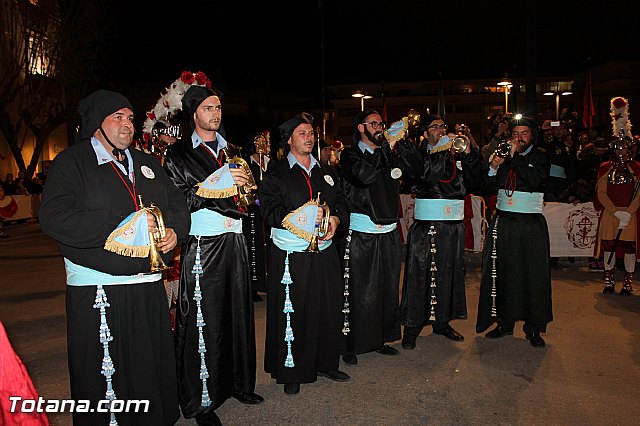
[
  {"x1": 349, "y1": 213, "x2": 397, "y2": 234},
  {"x1": 64, "y1": 258, "x2": 161, "y2": 286},
  {"x1": 190, "y1": 209, "x2": 242, "y2": 236},
  {"x1": 414, "y1": 198, "x2": 464, "y2": 221},
  {"x1": 496, "y1": 189, "x2": 544, "y2": 214},
  {"x1": 271, "y1": 228, "x2": 332, "y2": 252},
  {"x1": 549, "y1": 164, "x2": 567, "y2": 178}
]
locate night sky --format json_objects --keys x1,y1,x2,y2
[{"x1": 101, "y1": 0, "x2": 637, "y2": 99}]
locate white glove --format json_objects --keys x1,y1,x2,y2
[{"x1": 614, "y1": 211, "x2": 631, "y2": 229}]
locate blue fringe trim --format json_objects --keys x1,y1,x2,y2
[
  {"x1": 93, "y1": 284, "x2": 118, "y2": 426},
  {"x1": 192, "y1": 236, "x2": 211, "y2": 407},
  {"x1": 282, "y1": 252, "x2": 295, "y2": 367}
]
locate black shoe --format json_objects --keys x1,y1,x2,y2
[
  {"x1": 284, "y1": 383, "x2": 300, "y2": 395},
  {"x1": 401, "y1": 336, "x2": 416, "y2": 350},
  {"x1": 231, "y1": 391, "x2": 264, "y2": 404},
  {"x1": 433, "y1": 326, "x2": 464, "y2": 342},
  {"x1": 485, "y1": 325, "x2": 514, "y2": 339},
  {"x1": 196, "y1": 412, "x2": 222, "y2": 426},
  {"x1": 526, "y1": 332, "x2": 546, "y2": 348},
  {"x1": 0, "y1": 234, "x2": 9, "y2": 239},
  {"x1": 376, "y1": 344, "x2": 399, "y2": 355},
  {"x1": 620, "y1": 287, "x2": 632, "y2": 296},
  {"x1": 603, "y1": 285, "x2": 615, "y2": 294},
  {"x1": 342, "y1": 353, "x2": 358, "y2": 365},
  {"x1": 253, "y1": 292, "x2": 263, "y2": 302},
  {"x1": 317, "y1": 370, "x2": 350, "y2": 382}
]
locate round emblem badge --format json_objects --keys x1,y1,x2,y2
[
  {"x1": 324, "y1": 175, "x2": 335, "y2": 186},
  {"x1": 140, "y1": 165, "x2": 155, "y2": 179},
  {"x1": 391, "y1": 167, "x2": 402, "y2": 179}
]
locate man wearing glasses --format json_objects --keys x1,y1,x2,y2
[
  {"x1": 396, "y1": 115, "x2": 482, "y2": 349},
  {"x1": 339, "y1": 109, "x2": 404, "y2": 366}
]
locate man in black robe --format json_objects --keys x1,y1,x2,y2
[
  {"x1": 39, "y1": 90, "x2": 190, "y2": 425},
  {"x1": 339, "y1": 109, "x2": 402, "y2": 366},
  {"x1": 397, "y1": 115, "x2": 482, "y2": 349},
  {"x1": 260, "y1": 112, "x2": 350, "y2": 395},
  {"x1": 163, "y1": 85, "x2": 263, "y2": 426},
  {"x1": 476, "y1": 116, "x2": 552, "y2": 348}
]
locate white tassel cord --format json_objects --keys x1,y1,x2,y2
[
  {"x1": 282, "y1": 252, "x2": 295, "y2": 367},
  {"x1": 192, "y1": 236, "x2": 211, "y2": 407},
  {"x1": 428, "y1": 226, "x2": 438, "y2": 322},
  {"x1": 93, "y1": 285, "x2": 118, "y2": 426},
  {"x1": 341, "y1": 230, "x2": 352, "y2": 335}
]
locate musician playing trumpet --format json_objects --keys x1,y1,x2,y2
[
  {"x1": 396, "y1": 115, "x2": 482, "y2": 349},
  {"x1": 260, "y1": 112, "x2": 350, "y2": 395},
  {"x1": 339, "y1": 109, "x2": 405, "y2": 366},
  {"x1": 476, "y1": 116, "x2": 552, "y2": 348}
]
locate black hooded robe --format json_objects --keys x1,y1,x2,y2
[
  {"x1": 39, "y1": 142, "x2": 190, "y2": 426},
  {"x1": 259, "y1": 158, "x2": 348, "y2": 384},
  {"x1": 476, "y1": 147, "x2": 553, "y2": 333},
  {"x1": 340, "y1": 141, "x2": 402, "y2": 355},
  {"x1": 164, "y1": 139, "x2": 256, "y2": 419},
  {"x1": 397, "y1": 140, "x2": 482, "y2": 331}
]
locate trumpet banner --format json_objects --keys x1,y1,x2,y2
[
  {"x1": 104, "y1": 210, "x2": 151, "y2": 258},
  {"x1": 282, "y1": 202, "x2": 319, "y2": 242},
  {"x1": 195, "y1": 163, "x2": 238, "y2": 199}
]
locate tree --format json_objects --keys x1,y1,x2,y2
[{"x1": 0, "y1": 0, "x2": 108, "y2": 178}]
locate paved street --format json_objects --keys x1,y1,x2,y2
[{"x1": 1, "y1": 223, "x2": 639, "y2": 425}]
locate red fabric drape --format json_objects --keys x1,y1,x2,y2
[{"x1": 0, "y1": 321, "x2": 49, "y2": 426}]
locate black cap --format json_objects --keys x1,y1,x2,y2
[
  {"x1": 509, "y1": 116, "x2": 539, "y2": 143},
  {"x1": 419, "y1": 115, "x2": 443, "y2": 133},
  {"x1": 181, "y1": 85, "x2": 223, "y2": 116},
  {"x1": 77, "y1": 90, "x2": 132, "y2": 141},
  {"x1": 353, "y1": 109, "x2": 379, "y2": 143},
  {"x1": 278, "y1": 112, "x2": 314, "y2": 151}
]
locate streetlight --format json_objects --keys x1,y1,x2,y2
[
  {"x1": 544, "y1": 87, "x2": 573, "y2": 120},
  {"x1": 497, "y1": 76, "x2": 513, "y2": 114},
  {"x1": 352, "y1": 90, "x2": 372, "y2": 112}
]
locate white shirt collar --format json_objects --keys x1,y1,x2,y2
[{"x1": 287, "y1": 151, "x2": 318, "y2": 175}]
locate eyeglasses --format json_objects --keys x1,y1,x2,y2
[
  {"x1": 363, "y1": 121, "x2": 386, "y2": 130},
  {"x1": 428, "y1": 124, "x2": 448, "y2": 130}
]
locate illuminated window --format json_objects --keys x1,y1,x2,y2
[{"x1": 27, "y1": 29, "x2": 51, "y2": 75}]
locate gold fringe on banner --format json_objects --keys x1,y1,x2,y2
[
  {"x1": 195, "y1": 184, "x2": 238, "y2": 199},
  {"x1": 104, "y1": 240, "x2": 150, "y2": 258},
  {"x1": 281, "y1": 201, "x2": 317, "y2": 242},
  {"x1": 104, "y1": 210, "x2": 150, "y2": 258},
  {"x1": 429, "y1": 140, "x2": 453, "y2": 154}
]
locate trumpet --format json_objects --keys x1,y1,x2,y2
[
  {"x1": 138, "y1": 195, "x2": 169, "y2": 272},
  {"x1": 223, "y1": 148, "x2": 257, "y2": 207},
  {"x1": 488, "y1": 137, "x2": 512, "y2": 163},
  {"x1": 305, "y1": 192, "x2": 331, "y2": 253},
  {"x1": 407, "y1": 109, "x2": 421, "y2": 128},
  {"x1": 451, "y1": 124, "x2": 470, "y2": 153}
]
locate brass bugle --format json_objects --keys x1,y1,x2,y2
[
  {"x1": 305, "y1": 192, "x2": 331, "y2": 253},
  {"x1": 495, "y1": 140, "x2": 512, "y2": 158},
  {"x1": 223, "y1": 148, "x2": 257, "y2": 207},
  {"x1": 451, "y1": 124, "x2": 470, "y2": 153},
  {"x1": 138, "y1": 195, "x2": 169, "y2": 272}
]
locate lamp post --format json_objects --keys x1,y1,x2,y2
[
  {"x1": 352, "y1": 90, "x2": 372, "y2": 112},
  {"x1": 497, "y1": 76, "x2": 513, "y2": 114},
  {"x1": 544, "y1": 89, "x2": 573, "y2": 120}
]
